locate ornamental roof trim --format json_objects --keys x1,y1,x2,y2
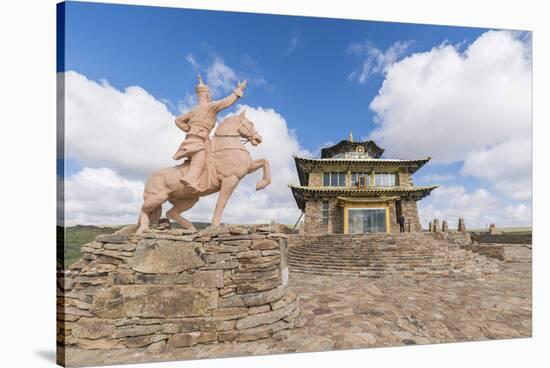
[
  {"x1": 289, "y1": 185, "x2": 438, "y2": 211},
  {"x1": 320, "y1": 139, "x2": 384, "y2": 159},
  {"x1": 292, "y1": 156, "x2": 432, "y2": 186}
]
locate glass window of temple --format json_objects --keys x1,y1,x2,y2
[
  {"x1": 375, "y1": 173, "x2": 396, "y2": 187},
  {"x1": 351, "y1": 172, "x2": 370, "y2": 188},
  {"x1": 322, "y1": 201, "x2": 329, "y2": 224},
  {"x1": 324, "y1": 172, "x2": 346, "y2": 187},
  {"x1": 349, "y1": 208, "x2": 387, "y2": 233}
]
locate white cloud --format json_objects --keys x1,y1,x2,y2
[
  {"x1": 185, "y1": 53, "x2": 199, "y2": 69},
  {"x1": 367, "y1": 30, "x2": 531, "y2": 200},
  {"x1": 462, "y1": 138, "x2": 531, "y2": 200},
  {"x1": 418, "y1": 185, "x2": 531, "y2": 229},
  {"x1": 417, "y1": 173, "x2": 455, "y2": 183},
  {"x1": 64, "y1": 71, "x2": 180, "y2": 179},
  {"x1": 64, "y1": 168, "x2": 143, "y2": 225},
  {"x1": 206, "y1": 57, "x2": 238, "y2": 96},
  {"x1": 63, "y1": 71, "x2": 308, "y2": 225},
  {"x1": 348, "y1": 40, "x2": 413, "y2": 83},
  {"x1": 177, "y1": 92, "x2": 196, "y2": 114}
]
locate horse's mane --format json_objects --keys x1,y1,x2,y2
[{"x1": 214, "y1": 114, "x2": 241, "y2": 135}]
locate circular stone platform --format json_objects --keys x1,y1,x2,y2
[{"x1": 58, "y1": 225, "x2": 302, "y2": 357}]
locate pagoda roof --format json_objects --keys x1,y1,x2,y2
[
  {"x1": 289, "y1": 185, "x2": 438, "y2": 211},
  {"x1": 321, "y1": 139, "x2": 384, "y2": 159},
  {"x1": 293, "y1": 155, "x2": 431, "y2": 186}
]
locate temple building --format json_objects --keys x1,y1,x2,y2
[{"x1": 289, "y1": 134, "x2": 437, "y2": 234}]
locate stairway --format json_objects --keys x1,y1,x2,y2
[{"x1": 288, "y1": 233, "x2": 500, "y2": 278}]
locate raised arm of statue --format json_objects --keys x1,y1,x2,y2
[
  {"x1": 175, "y1": 111, "x2": 192, "y2": 132},
  {"x1": 212, "y1": 80, "x2": 247, "y2": 112}
]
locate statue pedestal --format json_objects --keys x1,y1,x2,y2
[{"x1": 58, "y1": 225, "x2": 301, "y2": 360}]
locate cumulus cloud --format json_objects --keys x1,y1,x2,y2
[
  {"x1": 64, "y1": 168, "x2": 144, "y2": 225},
  {"x1": 185, "y1": 53, "x2": 199, "y2": 70},
  {"x1": 418, "y1": 185, "x2": 531, "y2": 229},
  {"x1": 348, "y1": 40, "x2": 413, "y2": 83},
  {"x1": 367, "y1": 30, "x2": 531, "y2": 200},
  {"x1": 64, "y1": 71, "x2": 179, "y2": 179},
  {"x1": 63, "y1": 71, "x2": 308, "y2": 225},
  {"x1": 416, "y1": 173, "x2": 455, "y2": 183},
  {"x1": 461, "y1": 138, "x2": 531, "y2": 200},
  {"x1": 206, "y1": 57, "x2": 239, "y2": 96}
]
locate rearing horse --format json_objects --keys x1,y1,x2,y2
[{"x1": 136, "y1": 111, "x2": 271, "y2": 234}]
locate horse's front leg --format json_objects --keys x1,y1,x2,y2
[
  {"x1": 211, "y1": 175, "x2": 240, "y2": 226},
  {"x1": 248, "y1": 158, "x2": 271, "y2": 191}
]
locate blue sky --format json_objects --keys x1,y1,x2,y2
[
  {"x1": 60, "y1": 1, "x2": 491, "y2": 152},
  {"x1": 59, "y1": 1, "x2": 532, "y2": 228}
]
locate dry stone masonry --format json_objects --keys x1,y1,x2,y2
[
  {"x1": 458, "y1": 218, "x2": 466, "y2": 232},
  {"x1": 57, "y1": 225, "x2": 303, "y2": 356}
]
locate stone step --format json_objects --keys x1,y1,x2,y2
[
  {"x1": 288, "y1": 258, "x2": 451, "y2": 267},
  {"x1": 289, "y1": 266, "x2": 451, "y2": 278},
  {"x1": 287, "y1": 262, "x2": 451, "y2": 273},
  {"x1": 288, "y1": 233, "x2": 500, "y2": 278}
]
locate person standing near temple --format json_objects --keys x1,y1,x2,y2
[{"x1": 399, "y1": 214, "x2": 406, "y2": 233}]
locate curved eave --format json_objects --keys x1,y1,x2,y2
[
  {"x1": 293, "y1": 156, "x2": 431, "y2": 181},
  {"x1": 321, "y1": 140, "x2": 385, "y2": 159},
  {"x1": 289, "y1": 185, "x2": 438, "y2": 209}
]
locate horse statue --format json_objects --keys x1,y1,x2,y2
[{"x1": 136, "y1": 110, "x2": 271, "y2": 235}]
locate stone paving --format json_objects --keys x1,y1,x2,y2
[{"x1": 65, "y1": 261, "x2": 531, "y2": 367}]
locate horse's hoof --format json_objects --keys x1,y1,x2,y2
[
  {"x1": 136, "y1": 227, "x2": 150, "y2": 236},
  {"x1": 256, "y1": 180, "x2": 270, "y2": 191}
]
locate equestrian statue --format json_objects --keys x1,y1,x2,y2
[{"x1": 136, "y1": 76, "x2": 271, "y2": 234}]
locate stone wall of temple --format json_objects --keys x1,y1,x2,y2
[
  {"x1": 303, "y1": 200, "x2": 324, "y2": 234},
  {"x1": 57, "y1": 225, "x2": 302, "y2": 358},
  {"x1": 328, "y1": 199, "x2": 343, "y2": 233},
  {"x1": 388, "y1": 201, "x2": 399, "y2": 234},
  {"x1": 307, "y1": 172, "x2": 323, "y2": 186},
  {"x1": 397, "y1": 171, "x2": 413, "y2": 187},
  {"x1": 401, "y1": 199, "x2": 422, "y2": 232},
  {"x1": 303, "y1": 199, "x2": 343, "y2": 234}
]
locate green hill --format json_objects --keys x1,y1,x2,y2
[{"x1": 58, "y1": 222, "x2": 212, "y2": 268}]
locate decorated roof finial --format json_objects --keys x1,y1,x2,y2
[
  {"x1": 349, "y1": 131, "x2": 353, "y2": 142},
  {"x1": 195, "y1": 74, "x2": 210, "y2": 93}
]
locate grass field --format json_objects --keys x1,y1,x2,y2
[
  {"x1": 468, "y1": 226, "x2": 532, "y2": 233},
  {"x1": 58, "y1": 225, "x2": 121, "y2": 268},
  {"x1": 58, "y1": 222, "x2": 212, "y2": 268}
]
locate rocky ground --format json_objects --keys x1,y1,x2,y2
[{"x1": 64, "y1": 261, "x2": 531, "y2": 367}]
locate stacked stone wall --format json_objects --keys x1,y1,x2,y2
[
  {"x1": 303, "y1": 200, "x2": 325, "y2": 234},
  {"x1": 57, "y1": 225, "x2": 302, "y2": 359},
  {"x1": 397, "y1": 171, "x2": 413, "y2": 187},
  {"x1": 470, "y1": 232, "x2": 532, "y2": 245},
  {"x1": 308, "y1": 172, "x2": 323, "y2": 186},
  {"x1": 303, "y1": 199, "x2": 343, "y2": 234},
  {"x1": 430, "y1": 231, "x2": 472, "y2": 246},
  {"x1": 401, "y1": 200, "x2": 422, "y2": 232},
  {"x1": 461, "y1": 243, "x2": 532, "y2": 263}
]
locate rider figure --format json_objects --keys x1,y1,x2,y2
[{"x1": 173, "y1": 75, "x2": 247, "y2": 193}]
